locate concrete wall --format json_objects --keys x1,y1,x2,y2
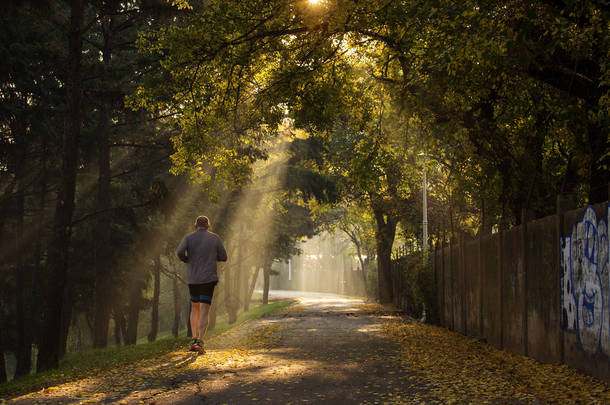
[
  {"x1": 560, "y1": 203, "x2": 610, "y2": 382},
  {"x1": 434, "y1": 203, "x2": 610, "y2": 383},
  {"x1": 526, "y1": 215, "x2": 560, "y2": 364}
]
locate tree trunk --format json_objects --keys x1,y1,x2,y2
[
  {"x1": 0, "y1": 179, "x2": 17, "y2": 248},
  {"x1": 125, "y1": 295, "x2": 140, "y2": 345},
  {"x1": 358, "y1": 259, "x2": 367, "y2": 297},
  {"x1": 148, "y1": 255, "x2": 161, "y2": 342},
  {"x1": 208, "y1": 302, "x2": 217, "y2": 330},
  {"x1": 235, "y1": 249, "x2": 243, "y2": 313},
  {"x1": 238, "y1": 224, "x2": 251, "y2": 312},
  {"x1": 38, "y1": 0, "x2": 83, "y2": 371},
  {"x1": 242, "y1": 267, "x2": 251, "y2": 312},
  {"x1": 14, "y1": 138, "x2": 31, "y2": 377},
  {"x1": 92, "y1": 16, "x2": 114, "y2": 349},
  {"x1": 92, "y1": 102, "x2": 112, "y2": 347},
  {"x1": 372, "y1": 203, "x2": 398, "y2": 304},
  {"x1": 247, "y1": 266, "x2": 261, "y2": 308},
  {"x1": 114, "y1": 313, "x2": 122, "y2": 345},
  {"x1": 186, "y1": 301, "x2": 192, "y2": 338},
  {"x1": 263, "y1": 261, "x2": 271, "y2": 305},
  {"x1": 59, "y1": 287, "x2": 73, "y2": 358},
  {"x1": 225, "y1": 263, "x2": 238, "y2": 324},
  {"x1": 92, "y1": 101, "x2": 113, "y2": 348},
  {"x1": 73, "y1": 316, "x2": 81, "y2": 352},
  {"x1": 346, "y1": 229, "x2": 368, "y2": 297},
  {"x1": 0, "y1": 349, "x2": 6, "y2": 383},
  {"x1": 172, "y1": 273, "x2": 180, "y2": 338},
  {"x1": 113, "y1": 307, "x2": 127, "y2": 345},
  {"x1": 31, "y1": 130, "x2": 49, "y2": 368}
]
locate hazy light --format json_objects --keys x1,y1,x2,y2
[{"x1": 308, "y1": 0, "x2": 322, "y2": 4}]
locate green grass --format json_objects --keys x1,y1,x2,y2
[{"x1": 0, "y1": 300, "x2": 294, "y2": 400}]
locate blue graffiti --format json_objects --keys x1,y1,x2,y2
[{"x1": 560, "y1": 206, "x2": 609, "y2": 356}]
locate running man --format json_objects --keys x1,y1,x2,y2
[{"x1": 176, "y1": 215, "x2": 227, "y2": 353}]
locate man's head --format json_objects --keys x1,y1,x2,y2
[{"x1": 195, "y1": 215, "x2": 210, "y2": 230}]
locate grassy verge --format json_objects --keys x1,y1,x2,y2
[{"x1": 0, "y1": 300, "x2": 293, "y2": 400}]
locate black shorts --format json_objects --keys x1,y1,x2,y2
[{"x1": 188, "y1": 282, "x2": 217, "y2": 304}]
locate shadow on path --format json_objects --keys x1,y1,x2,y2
[{"x1": 7, "y1": 296, "x2": 424, "y2": 404}]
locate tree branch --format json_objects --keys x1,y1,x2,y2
[{"x1": 71, "y1": 200, "x2": 155, "y2": 226}]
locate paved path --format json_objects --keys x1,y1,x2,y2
[
  {"x1": 6, "y1": 296, "x2": 421, "y2": 404},
  {"x1": 155, "y1": 296, "x2": 421, "y2": 404},
  {"x1": 7, "y1": 295, "x2": 610, "y2": 404}
]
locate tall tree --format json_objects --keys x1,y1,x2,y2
[{"x1": 38, "y1": 0, "x2": 84, "y2": 371}]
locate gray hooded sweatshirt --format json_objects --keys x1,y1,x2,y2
[{"x1": 176, "y1": 228, "x2": 227, "y2": 284}]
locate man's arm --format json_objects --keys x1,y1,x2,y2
[
  {"x1": 176, "y1": 236, "x2": 189, "y2": 263},
  {"x1": 217, "y1": 238, "x2": 227, "y2": 262}
]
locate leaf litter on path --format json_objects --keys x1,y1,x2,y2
[
  {"x1": 9, "y1": 299, "x2": 605, "y2": 404},
  {"x1": 383, "y1": 320, "x2": 610, "y2": 404},
  {"x1": 4, "y1": 320, "x2": 288, "y2": 404}
]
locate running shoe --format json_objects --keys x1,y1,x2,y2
[{"x1": 190, "y1": 338, "x2": 205, "y2": 354}]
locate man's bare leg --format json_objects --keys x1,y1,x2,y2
[
  {"x1": 198, "y1": 303, "x2": 211, "y2": 344},
  {"x1": 190, "y1": 302, "x2": 200, "y2": 340}
]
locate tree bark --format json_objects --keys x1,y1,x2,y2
[
  {"x1": 31, "y1": 128, "x2": 49, "y2": 368},
  {"x1": 208, "y1": 302, "x2": 217, "y2": 331},
  {"x1": 92, "y1": 15, "x2": 115, "y2": 349},
  {"x1": 240, "y1": 225, "x2": 251, "y2": 312},
  {"x1": 235, "y1": 244, "x2": 243, "y2": 313},
  {"x1": 344, "y1": 228, "x2": 368, "y2": 297},
  {"x1": 14, "y1": 129, "x2": 31, "y2": 377},
  {"x1": 113, "y1": 306, "x2": 127, "y2": 345},
  {"x1": 225, "y1": 263, "x2": 238, "y2": 324},
  {"x1": 38, "y1": 0, "x2": 83, "y2": 371},
  {"x1": 92, "y1": 95, "x2": 113, "y2": 348},
  {"x1": 15, "y1": 225, "x2": 32, "y2": 378},
  {"x1": 247, "y1": 266, "x2": 261, "y2": 308},
  {"x1": 0, "y1": 349, "x2": 6, "y2": 383},
  {"x1": 263, "y1": 261, "x2": 271, "y2": 305},
  {"x1": 186, "y1": 302, "x2": 192, "y2": 338},
  {"x1": 0, "y1": 178, "x2": 17, "y2": 253},
  {"x1": 148, "y1": 255, "x2": 161, "y2": 342},
  {"x1": 172, "y1": 272, "x2": 180, "y2": 338},
  {"x1": 114, "y1": 314, "x2": 122, "y2": 345},
  {"x1": 73, "y1": 316, "x2": 81, "y2": 352},
  {"x1": 59, "y1": 288, "x2": 73, "y2": 358},
  {"x1": 372, "y1": 203, "x2": 398, "y2": 304},
  {"x1": 125, "y1": 292, "x2": 140, "y2": 345}
]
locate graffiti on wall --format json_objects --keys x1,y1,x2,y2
[{"x1": 560, "y1": 206, "x2": 610, "y2": 356}]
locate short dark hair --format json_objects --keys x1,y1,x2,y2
[{"x1": 195, "y1": 215, "x2": 210, "y2": 229}]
